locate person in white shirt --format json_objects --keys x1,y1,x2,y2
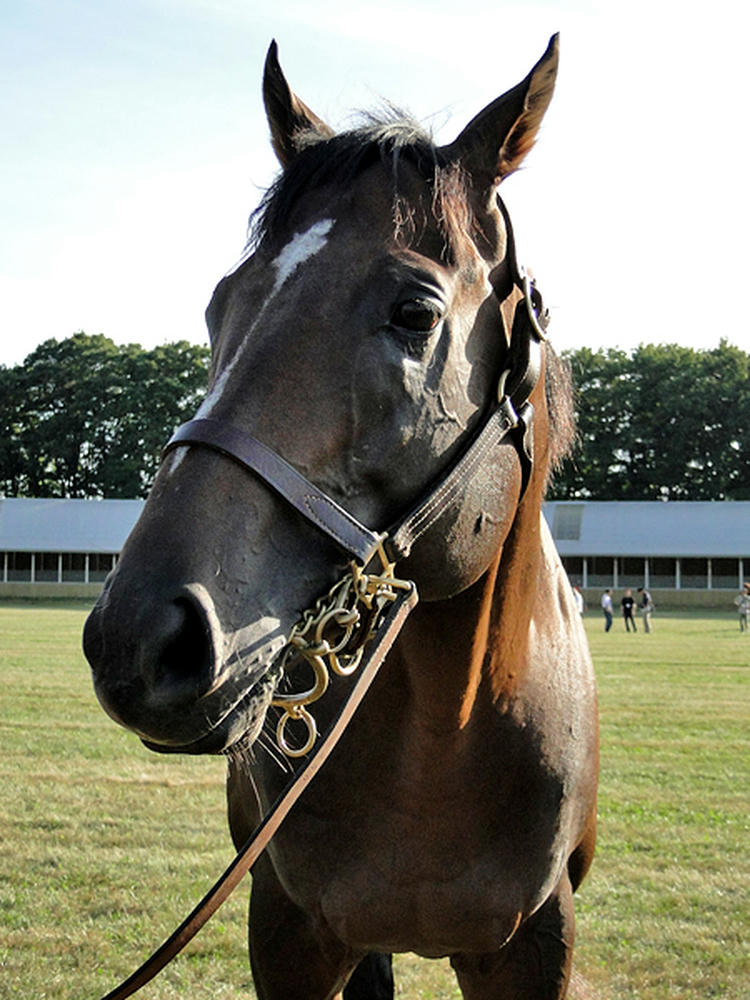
[
  {"x1": 734, "y1": 583, "x2": 750, "y2": 632},
  {"x1": 601, "y1": 589, "x2": 613, "y2": 632}
]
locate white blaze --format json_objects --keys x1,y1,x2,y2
[
  {"x1": 167, "y1": 218, "x2": 334, "y2": 475},
  {"x1": 270, "y1": 218, "x2": 334, "y2": 296}
]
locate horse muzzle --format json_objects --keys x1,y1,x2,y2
[{"x1": 83, "y1": 578, "x2": 287, "y2": 754}]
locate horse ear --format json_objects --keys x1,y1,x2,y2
[
  {"x1": 439, "y1": 34, "x2": 559, "y2": 189},
  {"x1": 263, "y1": 40, "x2": 335, "y2": 168}
]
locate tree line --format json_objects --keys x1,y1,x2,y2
[
  {"x1": 1, "y1": 333, "x2": 748, "y2": 501},
  {"x1": 549, "y1": 340, "x2": 749, "y2": 501},
  {"x1": 0, "y1": 333, "x2": 209, "y2": 498}
]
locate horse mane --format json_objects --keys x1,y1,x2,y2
[
  {"x1": 248, "y1": 109, "x2": 575, "y2": 483},
  {"x1": 544, "y1": 347, "x2": 576, "y2": 486}
]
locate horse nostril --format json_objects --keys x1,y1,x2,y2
[
  {"x1": 160, "y1": 600, "x2": 205, "y2": 677},
  {"x1": 143, "y1": 584, "x2": 221, "y2": 703}
]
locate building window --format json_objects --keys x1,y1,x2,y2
[
  {"x1": 588, "y1": 556, "x2": 614, "y2": 588},
  {"x1": 88, "y1": 553, "x2": 114, "y2": 583},
  {"x1": 562, "y1": 556, "x2": 583, "y2": 586},
  {"x1": 62, "y1": 553, "x2": 86, "y2": 582},
  {"x1": 681, "y1": 557, "x2": 708, "y2": 589},
  {"x1": 552, "y1": 505, "x2": 584, "y2": 541},
  {"x1": 649, "y1": 557, "x2": 675, "y2": 588},
  {"x1": 712, "y1": 558, "x2": 739, "y2": 590},
  {"x1": 620, "y1": 557, "x2": 646, "y2": 586},
  {"x1": 7, "y1": 552, "x2": 32, "y2": 582},
  {"x1": 34, "y1": 552, "x2": 59, "y2": 582}
]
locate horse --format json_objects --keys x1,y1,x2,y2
[{"x1": 83, "y1": 35, "x2": 598, "y2": 1000}]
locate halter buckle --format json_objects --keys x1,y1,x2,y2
[{"x1": 520, "y1": 268, "x2": 549, "y2": 343}]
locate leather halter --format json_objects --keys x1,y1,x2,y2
[{"x1": 164, "y1": 207, "x2": 548, "y2": 572}]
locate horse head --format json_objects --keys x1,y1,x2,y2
[{"x1": 83, "y1": 36, "x2": 571, "y2": 757}]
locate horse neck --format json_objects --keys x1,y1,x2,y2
[{"x1": 395, "y1": 480, "x2": 546, "y2": 733}]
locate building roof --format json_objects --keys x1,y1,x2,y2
[
  {"x1": 543, "y1": 501, "x2": 750, "y2": 558},
  {"x1": 0, "y1": 498, "x2": 145, "y2": 553}
]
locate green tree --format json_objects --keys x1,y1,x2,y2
[
  {"x1": 16, "y1": 333, "x2": 122, "y2": 497},
  {"x1": 1, "y1": 333, "x2": 209, "y2": 498},
  {"x1": 98, "y1": 341, "x2": 210, "y2": 496},
  {"x1": 548, "y1": 346, "x2": 633, "y2": 499},
  {"x1": 0, "y1": 365, "x2": 26, "y2": 496},
  {"x1": 697, "y1": 341, "x2": 750, "y2": 499},
  {"x1": 550, "y1": 341, "x2": 750, "y2": 500}
]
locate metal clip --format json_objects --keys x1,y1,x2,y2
[
  {"x1": 496, "y1": 369, "x2": 520, "y2": 428},
  {"x1": 270, "y1": 545, "x2": 413, "y2": 758}
]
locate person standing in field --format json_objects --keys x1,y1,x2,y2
[
  {"x1": 573, "y1": 584, "x2": 585, "y2": 616},
  {"x1": 621, "y1": 588, "x2": 637, "y2": 631},
  {"x1": 601, "y1": 589, "x2": 613, "y2": 632},
  {"x1": 735, "y1": 582, "x2": 750, "y2": 632},
  {"x1": 637, "y1": 586, "x2": 654, "y2": 633}
]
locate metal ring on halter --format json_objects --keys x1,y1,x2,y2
[
  {"x1": 314, "y1": 606, "x2": 359, "y2": 655},
  {"x1": 276, "y1": 705, "x2": 318, "y2": 758},
  {"x1": 329, "y1": 647, "x2": 364, "y2": 677}
]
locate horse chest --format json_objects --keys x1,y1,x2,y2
[
  {"x1": 314, "y1": 830, "x2": 562, "y2": 956},
  {"x1": 269, "y1": 747, "x2": 570, "y2": 956}
]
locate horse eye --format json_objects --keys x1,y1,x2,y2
[{"x1": 391, "y1": 299, "x2": 441, "y2": 333}]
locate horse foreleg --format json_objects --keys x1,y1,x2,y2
[
  {"x1": 567, "y1": 804, "x2": 597, "y2": 894},
  {"x1": 248, "y1": 852, "x2": 361, "y2": 1000},
  {"x1": 343, "y1": 952, "x2": 394, "y2": 999},
  {"x1": 450, "y1": 874, "x2": 575, "y2": 999}
]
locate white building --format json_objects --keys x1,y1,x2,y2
[
  {"x1": 0, "y1": 498, "x2": 144, "y2": 597},
  {"x1": 1, "y1": 497, "x2": 748, "y2": 604},
  {"x1": 544, "y1": 500, "x2": 750, "y2": 607}
]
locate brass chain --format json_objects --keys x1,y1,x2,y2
[{"x1": 271, "y1": 540, "x2": 411, "y2": 757}]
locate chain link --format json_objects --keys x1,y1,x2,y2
[{"x1": 271, "y1": 541, "x2": 411, "y2": 757}]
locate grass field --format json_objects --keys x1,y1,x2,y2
[{"x1": 0, "y1": 601, "x2": 747, "y2": 999}]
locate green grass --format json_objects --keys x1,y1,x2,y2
[
  {"x1": 0, "y1": 602, "x2": 248, "y2": 999},
  {"x1": 574, "y1": 610, "x2": 749, "y2": 999},
  {"x1": 0, "y1": 602, "x2": 747, "y2": 998}
]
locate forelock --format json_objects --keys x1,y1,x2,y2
[{"x1": 247, "y1": 109, "x2": 471, "y2": 254}]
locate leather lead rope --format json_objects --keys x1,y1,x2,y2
[{"x1": 98, "y1": 582, "x2": 417, "y2": 1000}]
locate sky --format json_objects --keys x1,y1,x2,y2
[{"x1": 2, "y1": 0, "x2": 748, "y2": 367}]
